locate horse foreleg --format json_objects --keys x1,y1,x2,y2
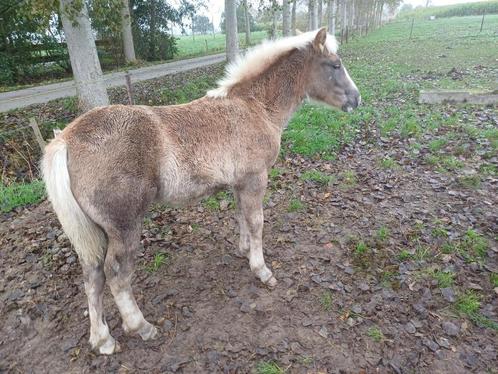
[{"x1": 235, "y1": 173, "x2": 277, "y2": 287}]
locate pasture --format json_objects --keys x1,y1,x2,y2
[{"x1": 1, "y1": 15, "x2": 497, "y2": 373}]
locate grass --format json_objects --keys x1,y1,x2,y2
[
  {"x1": 458, "y1": 175, "x2": 481, "y2": 189},
  {"x1": 367, "y1": 326, "x2": 384, "y2": 342},
  {"x1": 145, "y1": 252, "x2": 169, "y2": 273},
  {"x1": 432, "y1": 270, "x2": 455, "y2": 288},
  {"x1": 300, "y1": 170, "x2": 333, "y2": 185},
  {"x1": 255, "y1": 361, "x2": 283, "y2": 374},
  {"x1": 202, "y1": 191, "x2": 234, "y2": 211},
  {"x1": 0, "y1": 180, "x2": 46, "y2": 213},
  {"x1": 320, "y1": 291, "x2": 333, "y2": 311},
  {"x1": 490, "y1": 274, "x2": 498, "y2": 287},
  {"x1": 397, "y1": 249, "x2": 413, "y2": 261},
  {"x1": 377, "y1": 226, "x2": 390, "y2": 242},
  {"x1": 339, "y1": 170, "x2": 358, "y2": 189},
  {"x1": 454, "y1": 291, "x2": 498, "y2": 330},
  {"x1": 287, "y1": 198, "x2": 305, "y2": 212},
  {"x1": 354, "y1": 241, "x2": 369, "y2": 255},
  {"x1": 379, "y1": 156, "x2": 399, "y2": 169},
  {"x1": 176, "y1": 31, "x2": 267, "y2": 59},
  {"x1": 461, "y1": 229, "x2": 488, "y2": 258},
  {"x1": 414, "y1": 246, "x2": 431, "y2": 261}
]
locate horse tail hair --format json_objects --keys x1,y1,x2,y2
[{"x1": 42, "y1": 137, "x2": 106, "y2": 265}]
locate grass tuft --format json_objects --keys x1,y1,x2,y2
[
  {"x1": 367, "y1": 326, "x2": 384, "y2": 342},
  {"x1": 146, "y1": 252, "x2": 169, "y2": 273},
  {"x1": 0, "y1": 180, "x2": 46, "y2": 213},
  {"x1": 300, "y1": 170, "x2": 333, "y2": 185},
  {"x1": 255, "y1": 361, "x2": 283, "y2": 374}
]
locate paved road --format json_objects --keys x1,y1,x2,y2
[{"x1": 0, "y1": 53, "x2": 226, "y2": 113}]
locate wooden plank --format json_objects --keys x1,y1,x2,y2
[{"x1": 419, "y1": 90, "x2": 498, "y2": 105}]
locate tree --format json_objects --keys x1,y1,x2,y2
[
  {"x1": 59, "y1": 0, "x2": 109, "y2": 111},
  {"x1": 243, "y1": 0, "x2": 251, "y2": 45},
  {"x1": 121, "y1": 0, "x2": 136, "y2": 63},
  {"x1": 308, "y1": 0, "x2": 318, "y2": 30},
  {"x1": 282, "y1": 0, "x2": 291, "y2": 36},
  {"x1": 225, "y1": 0, "x2": 238, "y2": 62},
  {"x1": 291, "y1": 0, "x2": 297, "y2": 35},
  {"x1": 327, "y1": 0, "x2": 336, "y2": 35},
  {"x1": 193, "y1": 15, "x2": 213, "y2": 34},
  {"x1": 220, "y1": 2, "x2": 257, "y2": 34},
  {"x1": 317, "y1": 0, "x2": 323, "y2": 27},
  {"x1": 131, "y1": 0, "x2": 178, "y2": 61},
  {"x1": 270, "y1": 0, "x2": 279, "y2": 39}
]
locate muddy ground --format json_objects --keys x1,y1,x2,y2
[{"x1": 1, "y1": 100, "x2": 497, "y2": 373}]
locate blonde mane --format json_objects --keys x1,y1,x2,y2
[{"x1": 207, "y1": 30, "x2": 338, "y2": 98}]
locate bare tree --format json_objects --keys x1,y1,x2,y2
[
  {"x1": 308, "y1": 0, "x2": 318, "y2": 30},
  {"x1": 282, "y1": 0, "x2": 291, "y2": 36},
  {"x1": 327, "y1": 0, "x2": 336, "y2": 34},
  {"x1": 340, "y1": 0, "x2": 347, "y2": 38},
  {"x1": 271, "y1": 0, "x2": 278, "y2": 39},
  {"x1": 60, "y1": 0, "x2": 109, "y2": 112},
  {"x1": 225, "y1": 0, "x2": 238, "y2": 62},
  {"x1": 243, "y1": 0, "x2": 251, "y2": 45},
  {"x1": 121, "y1": 0, "x2": 136, "y2": 63},
  {"x1": 291, "y1": 0, "x2": 297, "y2": 35},
  {"x1": 317, "y1": 0, "x2": 323, "y2": 27}
]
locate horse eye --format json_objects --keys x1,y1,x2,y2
[{"x1": 333, "y1": 64, "x2": 341, "y2": 70}]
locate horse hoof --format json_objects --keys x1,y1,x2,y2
[
  {"x1": 139, "y1": 322, "x2": 159, "y2": 341},
  {"x1": 98, "y1": 337, "x2": 119, "y2": 355},
  {"x1": 265, "y1": 276, "x2": 277, "y2": 288}
]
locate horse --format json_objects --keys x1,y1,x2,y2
[{"x1": 42, "y1": 28, "x2": 360, "y2": 355}]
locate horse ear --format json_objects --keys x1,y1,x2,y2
[{"x1": 313, "y1": 27, "x2": 327, "y2": 53}]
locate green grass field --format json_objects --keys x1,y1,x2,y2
[
  {"x1": 399, "y1": 0, "x2": 498, "y2": 19},
  {"x1": 175, "y1": 31, "x2": 268, "y2": 58}
]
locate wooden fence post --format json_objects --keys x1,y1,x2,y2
[
  {"x1": 480, "y1": 13, "x2": 485, "y2": 32},
  {"x1": 409, "y1": 18, "x2": 415, "y2": 39},
  {"x1": 125, "y1": 72, "x2": 134, "y2": 105},
  {"x1": 29, "y1": 118, "x2": 46, "y2": 151}
]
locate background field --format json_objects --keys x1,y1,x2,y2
[{"x1": 1, "y1": 13, "x2": 497, "y2": 373}]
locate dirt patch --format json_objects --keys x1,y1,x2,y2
[{"x1": 1, "y1": 109, "x2": 496, "y2": 372}]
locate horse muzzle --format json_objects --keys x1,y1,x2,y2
[{"x1": 342, "y1": 91, "x2": 361, "y2": 113}]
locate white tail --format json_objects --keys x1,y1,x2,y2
[{"x1": 42, "y1": 137, "x2": 106, "y2": 265}]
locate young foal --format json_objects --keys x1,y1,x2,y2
[{"x1": 42, "y1": 28, "x2": 360, "y2": 354}]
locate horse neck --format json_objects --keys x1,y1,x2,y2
[{"x1": 230, "y1": 49, "x2": 309, "y2": 129}]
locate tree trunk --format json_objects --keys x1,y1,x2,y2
[
  {"x1": 60, "y1": 0, "x2": 109, "y2": 112},
  {"x1": 271, "y1": 1, "x2": 278, "y2": 39},
  {"x1": 327, "y1": 0, "x2": 336, "y2": 35},
  {"x1": 340, "y1": 0, "x2": 347, "y2": 39},
  {"x1": 291, "y1": 0, "x2": 297, "y2": 35},
  {"x1": 243, "y1": 0, "x2": 251, "y2": 45},
  {"x1": 309, "y1": 0, "x2": 318, "y2": 30},
  {"x1": 282, "y1": 0, "x2": 291, "y2": 36},
  {"x1": 121, "y1": 0, "x2": 136, "y2": 63},
  {"x1": 225, "y1": 0, "x2": 238, "y2": 62},
  {"x1": 317, "y1": 0, "x2": 323, "y2": 28}
]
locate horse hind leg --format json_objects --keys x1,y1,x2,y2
[
  {"x1": 82, "y1": 262, "x2": 119, "y2": 354},
  {"x1": 103, "y1": 223, "x2": 158, "y2": 341}
]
